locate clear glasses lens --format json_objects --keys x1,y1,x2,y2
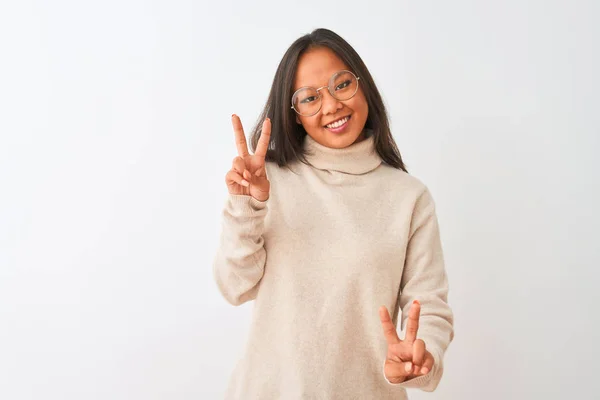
[
  {"x1": 330, "y1": 71, "x2": 358, "y2": 101},
  {"x1": 292, "y1": 71, "x2": 359, "y2": 117},
  {"x1": 292, "y1": 87, "x2": 321, "y2": 117}
]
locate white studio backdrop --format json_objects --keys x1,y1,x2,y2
[{"x1": 0, "y1": 1, "x2": 598, "y2": 399}]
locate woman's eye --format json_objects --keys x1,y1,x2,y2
[
  {"x1": 335, "y1": 80, "x2": 351, "y2": 90},
  {"x1": 300, "y1": 96, "x2": 317, "y2": 104}
]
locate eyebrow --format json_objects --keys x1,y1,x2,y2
[{"x1": 294, "y1": 70, "x2": 345, "y2": 91}]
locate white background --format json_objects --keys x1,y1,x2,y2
[{"x1": 1, "y1": 1, "x2": 598, "y2": 399}]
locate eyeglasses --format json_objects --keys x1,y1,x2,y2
[{"x1": 291, "y1": 70, "x2": 360, "y2": 117}]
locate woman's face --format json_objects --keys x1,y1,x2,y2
[{"x1": 293, "y1": 47, "x2": 369, "y2": 149}]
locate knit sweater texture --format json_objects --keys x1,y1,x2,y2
[{"x1": 213, "y1": 131, "x2": 454, "y2": 399}]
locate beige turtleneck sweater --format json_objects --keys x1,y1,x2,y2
[{"x1": 213, "y1": 132, "x2": 454, "y2": 399}]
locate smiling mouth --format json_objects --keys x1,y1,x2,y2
[{"x1": 324, "y1": 116, "x2": 351, "y2": 129}]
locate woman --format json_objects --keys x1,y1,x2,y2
[{"x1": 213, "y1": 28, "x2": 454, "y2": 399}]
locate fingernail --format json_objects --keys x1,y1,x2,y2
[
  {"x1": 265, "y1": 117, "x2": 270, "y2": 122},
  {"x1": 232, "y1": 114, "x2": 236, "y2": 118},
  {"x1": 413, "y1": 300, "x2": 420, "y2": 305},
  {"x1": 405, "y1": 362, "x2": 412, "y2": 372},
  {"x1": 421, "y1": 367, "x2": 429, "y2": 375},
  {"x1": 241, "y1": 180, "x2": 249, "y2": 187}
]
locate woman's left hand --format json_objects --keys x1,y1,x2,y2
[{"x1": 379, "y1": 300, "x2": 434, "y2": 383}]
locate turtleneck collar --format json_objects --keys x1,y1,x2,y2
[{"x1": 302, "y1": 130, "x2": 382, "y2": 175}]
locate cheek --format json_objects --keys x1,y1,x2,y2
[
  {"x1": 355, "y1": 91, "x2": 369, "y2": 115},
  {"x1": 349, "y1": 93, "x2": 369, "y2": 121},
  {"x1": 300, "y1": 115, "x2": 323, "y2": 129}
]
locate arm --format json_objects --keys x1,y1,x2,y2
[
  {"x1": 212, "y1": 193, "x2": 268, "y2": 306},
  {"x1": 386, "y1": 188, "x2": 454, "y2": 391}
]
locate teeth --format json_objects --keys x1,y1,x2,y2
[{"x1": 326, "y1": 117, "x2": 349, "y2": 129}]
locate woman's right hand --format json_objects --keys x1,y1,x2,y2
[{"x1": 225, "y1": 114, "x2": 271, "y2": 202}]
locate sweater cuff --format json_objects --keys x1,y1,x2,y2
[{"x1": 227, "y1": 194, "x2": 268, "y2": 216}]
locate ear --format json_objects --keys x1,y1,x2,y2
[{"x1": 296, "y1": 115, "x2": 302, "y2": 125}]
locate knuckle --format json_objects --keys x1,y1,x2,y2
[{"x1": 232, "y1": 158, "x2": 243, "y2": 169}]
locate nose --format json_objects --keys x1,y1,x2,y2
[{"x1": 320, "y1": 89, "x2": 343, "y2": 115}]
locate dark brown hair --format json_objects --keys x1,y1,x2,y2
[{"x1": 249, "y1": 28, "x2": 407, "y2": 172}]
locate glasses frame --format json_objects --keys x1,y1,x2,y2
[{"x1": 290, "y1": 70, "x2": 361, "y2": 117}]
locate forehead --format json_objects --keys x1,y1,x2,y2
[{"x1": 293, "y1": 47, "x2": 350, "y2": 89}]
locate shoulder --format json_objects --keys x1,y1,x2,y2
[
  {"x1": 264, "y1": 159, "x2": 306, "y2": 179},
  {"x1": 377, "y1": 164, "x2": 437, "y2": 210},
  {"x1": 378, "y1": 164, "x2": 428, "y2": 194},
  {"x1": 264, "y1": 160, "x2": 292, "y2": 178}
]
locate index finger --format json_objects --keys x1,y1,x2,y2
[
  {"x1": 404, "y1": 300, "x2": 421, "y2": 343},
  {"x1": 254, "y1": 118, "x2": 271, "y2": 158},
  {"x1": 232, "y1": 114, "x2": 249, "y2": 157},
  {"x1": 379, "y1": 306, "x2": 400, "y2": 345}
]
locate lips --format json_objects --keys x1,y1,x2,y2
[
  {"x1": 323, "y1": 115, "x2": 351, "y2": 134},
  {"x1": 324, "y1": 115, "x2": 351, "y2": 129}
]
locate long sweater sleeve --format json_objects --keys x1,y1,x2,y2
[
  {"x1": 385, "y1": 188, "x2": 455, "y2": 391},
  {"x1": 213, "y1": 194, "x2": 269, "y2": 306}
]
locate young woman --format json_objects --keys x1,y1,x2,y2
[{"x1": 213, "y1": 28, "x2": 454, "y2": 399}]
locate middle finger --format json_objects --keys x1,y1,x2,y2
[
  {"x1": 412, "y1": 339, "x2": 426, "y2": 367},
  {"x1": 404, "y1": 300, "x2": 421, "y2": 343}
]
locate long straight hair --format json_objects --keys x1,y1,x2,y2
[{"x1": 249, "y1": 28, "x2": 407, "y2": 172}]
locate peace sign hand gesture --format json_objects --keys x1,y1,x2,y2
[
  {"x1": 379, "y1": 300, "x2": 435, "y2": 384},
  {"x1": 225, "y1": 114, "x2": 271, "y2": 202}
]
